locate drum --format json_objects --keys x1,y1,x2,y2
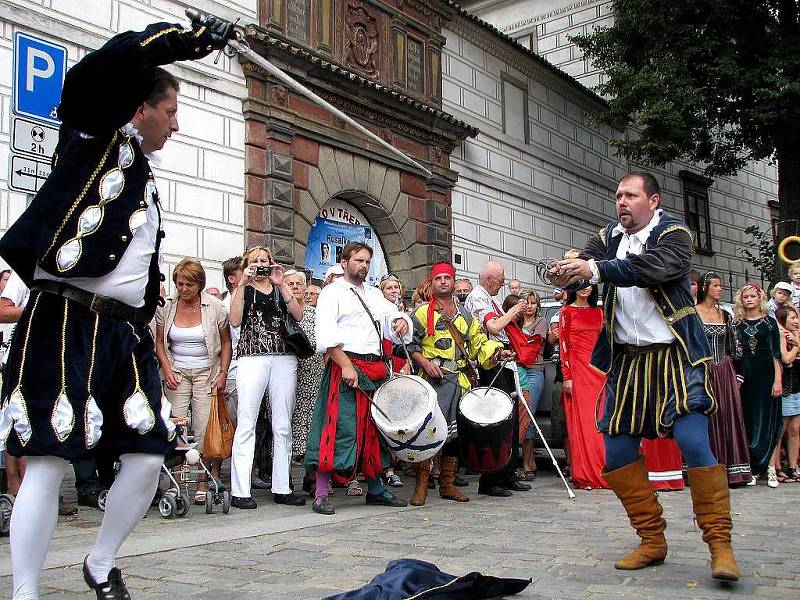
[
  {"x1": 457, "y1": 386, "x2": 514, "y2": 473},
  {"x1": 371, "y1": 374, "x2": 447, "y2": 462}
]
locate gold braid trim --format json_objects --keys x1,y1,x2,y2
[
  {"x1": 140, "y1": 26, "x2": 181, "y2": 47},
  {"x1": 44, "y1": 132, "x2": 118, "y2": 258},
  {"x1": 598, "y1": 226, "x2": 607, "y2": 246},
  {"x1": 669, "y1": 306, "x2": 699, "y2": 323},
  {"x1": 657, "y1": 224, "x2": 692, "y2": 242}
]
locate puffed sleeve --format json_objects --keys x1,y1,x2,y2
[{"x1": 314, "y1": 285, "x2": 341, "y2": 353}]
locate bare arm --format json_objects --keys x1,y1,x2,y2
[{"x1": 0, "y1": 298, "x2": 22, "y2": 323}]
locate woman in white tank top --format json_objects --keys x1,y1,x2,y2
[{"x1": 155, "y1": 258, "x2": 231, "y2": 504}]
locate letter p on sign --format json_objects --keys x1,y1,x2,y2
[{"x1": 13, "y1": 32, "x2": 67, "y2": 125}]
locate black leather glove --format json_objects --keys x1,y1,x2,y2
[{"x1": 190, "y1": 12, "x2": 235, "y2": 51}]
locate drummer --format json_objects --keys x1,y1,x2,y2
[
  {"x1": 305, "y1": 242, "x2": 412, "y2": 515},
  {"x1": 405, "y1": 263, "x2": 513, "y2": 505}
]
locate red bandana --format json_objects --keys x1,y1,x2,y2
[{"x1": 427, "y1": 263, "x2": 457, "y2": 335}]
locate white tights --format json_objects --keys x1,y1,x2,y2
[{"x1": 10, "y1": 453, "x2": 163, "y2": 599}]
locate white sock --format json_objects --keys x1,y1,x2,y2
[
  {"x1": 10, "y1": 455, "x2": 69, "y2": 600},
  {"x1": 85, "y1": 453, "x2": 162, "y2": 583}
]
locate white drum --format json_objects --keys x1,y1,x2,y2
[{"x1": 371, "y1": 374, "x2": 447, "y2": 462}]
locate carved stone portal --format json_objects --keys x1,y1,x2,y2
[{"x1": 345, "y1": 2, "x2": 379, "y2": 79}]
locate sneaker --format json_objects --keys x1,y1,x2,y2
[
  {"x1": 745, "y1": 474, "x2": 757, "y2": 486},
  {"x1": 385, "y1": 472, "x2": 403, "y2": 487},
  {"x1": 231, "y1": 496, "x2": 257, "y2": 509},
  {"x1": 767, "y1": 466, "x2": 779, "y2": 488},
  {"x1": 273, "y1": 491, "x2": 306, "y2": 506},
  {"x1": 312, "y1": 495, "x2": 335, "y2": 515}
]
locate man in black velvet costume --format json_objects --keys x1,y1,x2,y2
[{"x1": 0, "y1": 15, "x2": 234, "y2": 600}]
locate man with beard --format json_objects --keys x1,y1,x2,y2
[
  {"x1": 405, "y1": 263, "x2": 511, "y2": 505},
  {"x1": 550, "y1": 171, "x2": 739, "y2": 581},
  {"x1": 305, "y1": 242, "x2": 412, "y2": 515}
]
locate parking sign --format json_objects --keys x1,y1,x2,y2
[{"x1": 13, "y1": 32, "x2": 67, "y2": 125}]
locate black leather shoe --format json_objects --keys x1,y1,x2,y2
[
  {"x1": 78, "y1": 493, "x2": 101, "y2": 509},
  {"x1": 83, "y1": 558, "x2": 131, "y2": 600},
  {"x1": 231, "y1": 496, "x2": 257, "y2": 509},
  {"x1": 251, "y1": 477, "x2": 271, "y2": 490},
  {"x1": 365, "y1": 491, "x2": 408, "y2": 507},
  {"x1": 454, "y1": 474, "x2": 469, "y2": 487},
  {"x1": 478, "y1": 485, "x2": 512, "y2": 497},
  {"x1": 274, "y1": 492, "x2": 306, "y2": 506},
  {"x1": 506, "y1": 481, "x2": 532, "y2": 492},
  {"x1": 312, "y1": 495, "x2": 335, "y2": 515}
]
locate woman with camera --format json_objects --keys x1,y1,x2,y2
[{"x1": 228, "y1": 247, "x2": 306, "y2": 509}]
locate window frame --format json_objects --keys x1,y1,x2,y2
[
  {"x1": 501, "y1": 73, "x2": 529, "y2": 144},
  {"x1": 680, "y1": 170, "x2": 714, "y2": 256}
]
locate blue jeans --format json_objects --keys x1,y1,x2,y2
[{"x1": 523, "y1": 368, "x2": 545, "y2": 440}]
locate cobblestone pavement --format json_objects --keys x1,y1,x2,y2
[{"x1": 1, "y1": 466, "x2": 798, "y2": 599}]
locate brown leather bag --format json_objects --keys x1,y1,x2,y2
[{"x1": 203, "y1": 391, "x2": 235, "y2": 460}]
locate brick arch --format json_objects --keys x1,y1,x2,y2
[{"x1": 293, "y1": 146, "x2": 436, "y2": 285}]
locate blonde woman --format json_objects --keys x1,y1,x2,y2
[
  {"x1": 734, "y1": 283, "x2": 783, "y2": 487},
  {"x1": 228, "y1": 246, "x2": 305, "y2": 509},
  {"x1": 156, "y1": 258, "x2": 231, "y2": 503}
]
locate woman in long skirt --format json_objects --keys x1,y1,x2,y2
[
  {"x1": 735, "y1": 284, "x2": 783, "y2": 487},
  {"x1": 695, "y1": 273, "x2": 752, "y2": 486}
]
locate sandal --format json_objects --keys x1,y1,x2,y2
[
  {"x1": 776, "y1": 470, "x2": 791, "y2": 483},
  {"x1": 194, "y1": 490, "x2": 207, "y2": 505},
  {"x1": 346, "y1": 480, "x2": 363, "y2": 496}
]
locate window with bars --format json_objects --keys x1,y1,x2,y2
[{"x1": 680, "y1": 171, "x2": 714, "y2": 255}]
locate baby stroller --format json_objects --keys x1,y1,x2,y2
[{"x1": 158, "y1": 423, "x2": 231, "y2": 518}]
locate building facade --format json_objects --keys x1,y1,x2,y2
[{"x1": 0, "y1": 0, "x2": 779, "y2": 298}]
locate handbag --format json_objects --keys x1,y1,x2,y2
[
  {"x1": 203, "y1": 390, "x2": 235, "y2": 460},
  {"x1": 506, "y1": 321, "x2": 544, "y2": 368},
  {"x1": 272, "y1": 287, "x2": 315, "y2": 359}
]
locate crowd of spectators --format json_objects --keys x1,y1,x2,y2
[{"x1": 3, "y1": 252, "x2": 800, "y2": 511}]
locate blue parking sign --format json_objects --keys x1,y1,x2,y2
[{"x1": 13, "y1": 32, "x2": 67, "y2": 125}]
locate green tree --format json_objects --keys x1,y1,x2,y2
[{"x1": 572, "y1": 0, "x2": 800, "y2": 230}]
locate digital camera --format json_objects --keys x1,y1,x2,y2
[{"x1": 255, "y1": 266, "x2": 272, "y2": 277}]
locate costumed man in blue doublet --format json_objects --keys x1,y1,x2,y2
[
  {"x1": 0, "y1": 15, "x2": 235, "y2": 600},
  {"x1": 550, "y1": 171, "x2": 740, "y2": 582}
]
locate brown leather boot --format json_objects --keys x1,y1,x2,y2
[
  {"x1": 439, "y1": 456, "x2": 469, "y2": 502},
  {"x1": 410, "y1": 460, "x2": 431, "y2": 506},
  {"x1": 687, "y1": 464, "x2": 741, "y2": 581},
  {"x1": 601, "y1": 456, "x2": 667, "y2": 570}
]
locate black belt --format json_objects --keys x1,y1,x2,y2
[
  {"x1": 32, "y1": 280, "x2": 151, "y2": 325},
  {"x1": 620, "y1": 342, "x2": 672, "y2": 356},
  {"x1": 345, "y1": 351, "x2": 383, "y2": 362}
]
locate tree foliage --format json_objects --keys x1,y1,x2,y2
[
  {"x1": 572, "y1": 1, "x2": 800, "y2": 192},
  {"x1": 740, "y1": 225, "x2": 776, "y2": 283}
]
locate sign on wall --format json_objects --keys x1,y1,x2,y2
[
  {"x1": 13, "y1": 32, "x2": 67, "y2": 124},
  {"x1": 8, "y1": 32, "x2": 66, "y2": 194},
  {"x1": 305, "y1": 200, "x2": 388, "y2": 285}
]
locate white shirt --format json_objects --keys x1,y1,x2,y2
[
  {"x1": 314, "y1": 277, "x2": 412, "y2": 355},
  {"x1": 168, "y1": 323, "x2": 211, "y2": 370},
  {"x1": 0, "y1": 272, "x2": 30, "y2": 365},
  {"x1": 465, "y1": 284, "x2": 509, "y2": 343},
  {"x1": 607, "y1": 210, "x2": 675, "y2": 346},
  {"x1": 33, "y1": 124, "x2": 160, "y2": 308},
  {"x1": 222, "y1": 291, "x2": 240, "y2": 380}
]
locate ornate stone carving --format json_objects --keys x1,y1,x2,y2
[
  {"x1": 430, "y1": 146, "x2": 445, "y2": 166},
  {"x1": 379, "y1": 128, "x2": 394, "y2": 144},
  {"x1": 345, "y1": 1, "x2": 379, "y2": 78},
  {"x1": 270, "y1": 84, "x2": 288, "y2": 107}
]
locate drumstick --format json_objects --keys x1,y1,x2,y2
[
  {"x1": 486, "y1": 359, "x2": 511, "y2": 389},
  {"x1": 511, "y1": 384, "x2": 576, "y2": 500}
]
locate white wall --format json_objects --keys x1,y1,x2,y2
[
  {"x1": 442, "y1": 21, "x2": 777, "y2": 299},
  {"x1": 0, "y1": 0, "x2": 252, "y2": 292}
]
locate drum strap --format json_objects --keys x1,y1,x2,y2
[
  {"x1": 441, "y1": 317, "x2": 480, "y2": 388},
  {"x1": 350, "y1": 288, "x2": 386, "y2": 361}
]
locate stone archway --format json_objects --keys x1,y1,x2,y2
[{"x1": 292, "y1": 141, "x2": 446, "y2": 287}]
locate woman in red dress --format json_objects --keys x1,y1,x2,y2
[{"x1": 560, "y1": 284, "x2": 608, "y2": 489}]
